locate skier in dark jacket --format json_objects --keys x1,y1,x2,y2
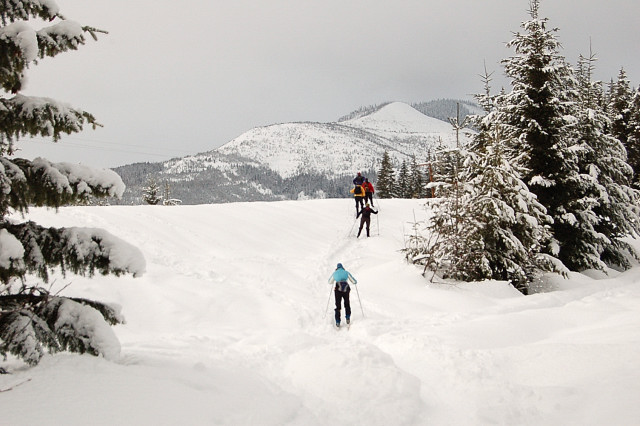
[
  {"x1": 353, "y1": 172, "x2": 365, "y2": 186},
  {"x1": 356, "y1": 203, "x2": 378, "y2": 237},
  {"x1": 328, "y1": 263, "x2": 357, "y2": 327}
]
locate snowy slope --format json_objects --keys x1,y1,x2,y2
[
  {"x1": 3, "y1": 200, "x2": 640, "y2": 425},
  {"x1": 345, "y1": 101, "x2": 458, "y2": 136},
  {"x1": 218, "y1": 121, "x2": 382, "y2": 178},
  {"x1": 218, "y1": 102, "x2": 469, "y2": 178}
]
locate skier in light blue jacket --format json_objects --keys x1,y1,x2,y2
[{"x1": 328, "y1": 263, "x2": 357, "y2": 327}]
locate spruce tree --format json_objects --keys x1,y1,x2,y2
[
  {"x1": 455, "y1": 125, "x2": 559, "y2": 292},
  {"x1": 414, "y1": 139, "x2": 469, "y2": 278},
  {"x1": 498, "y1": 0, "x2": 586, "y2": 269},
  {"x1": 418, "y1": 70, "x2": 561, "y2": 293},
  {"x1": 430, "y1": 139, "x2": 461, "y2": 199},
  {"x1": 628, "y1": 87, "x2": 640, "y2": 188},
  {"x1": 142, "y1": 177, "x2": 162, "y2": 205},
  {"x1": 376, "y1": 151, "x2": 396, "y2": 198},
  {"x1": 573, "y1": 54, "x2": 640, "y2": 269},
  {"x1": 608, "y1": 68, "x2": 633, "y2": 151},
  {"x1": 409, "y1": 155, "x2": 425, "y2": 198},
  {"x1": 396, "y1": 160, "x2": 410, "y2": 198},
  {"x1": 410, "y1": 141, "x2": 471, "y2": 282},
  {"x1": 0, "y1": 2, "x2": 145, "y2": 366},
  {"x1": 609, "y1": 71, "x2": 640, "y2": 186}
]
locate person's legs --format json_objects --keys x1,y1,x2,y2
[
  {"x1": 365, "y1": 217, "x2": 371, "y2": 237},
  {"x1": 357, "y1": 218, "x2": 365, "y2": 237},
  {"x1": 334, "y1": 290, "x2": 343, "y2": 324},
  {"x1": 344, "y1": 289, "x2": 351, "y2": 323}
]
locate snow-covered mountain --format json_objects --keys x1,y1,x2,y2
[
  {"x1": 113, "y1": 101, "x2": 473, "y2": 204},
  {"x1": 218, "y1": 102, "x2": 466, "y2": 178}
]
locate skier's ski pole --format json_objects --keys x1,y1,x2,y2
[
  {"x1": 374, "y1": 195, "x2": 380, "y2": 236},
  {"x1": 323, "y1": 285, "x2": 333, "y2": 318},
  {"x1": 354, "y1": 283, "x2": 365, "y2": 318},
  {"x1": 347, "y1": 217, "x2": 357, "y2": 238}
]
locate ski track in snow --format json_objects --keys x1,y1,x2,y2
[{"x1": 3, "y1": 199, "x2": 640, "y2": 426}]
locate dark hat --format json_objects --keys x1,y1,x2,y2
[{"x1": 336, "y1": 263, "x2": 344, "y2": 269}]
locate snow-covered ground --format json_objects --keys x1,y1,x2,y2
[{"x1": 3, "y1": 199, "x2": 640, "y2": 425}]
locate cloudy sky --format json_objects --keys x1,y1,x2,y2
[{"x1": 13, "y1": 0, "x2": 640, "y2": 168}]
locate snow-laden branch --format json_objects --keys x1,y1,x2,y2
[
  {"x1": 1, "y1": 11, "x2": 104, "y2": 94},
  {"x1": 0, "y1": 294, "x2": 122, "y2": 365},
  {"x1": 0, "y1": 157, "x2": 124, "y2": 215},
  {"x1": 1, "y1": 221, "x2": 146, "y2": 284},
  {"x1": 0, "y1": 0, "x2": 60, "y2": 25},
  {"x1": 31, "y1": 158, "x2": 126, "y2": 199},
  {"x1": 36, "y1": 20, "x2": 93, "y2": 58},
  {"x1": 0, "y1": 95, "x2": 99, "y2": 145}
]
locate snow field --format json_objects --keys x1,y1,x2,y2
[{"x1": 2, "y1": 198, "x2": 640, "y2": 425}]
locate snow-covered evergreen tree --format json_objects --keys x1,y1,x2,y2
[
  {"x1": 142, "y1": 177, "x2": 162, "y2": 205},
  {"x1": 416, "y1": 69, "x2": 561, "y2": 293},
  {"x1": 572, "y1": 53, "x2": 640, "y2": 269},
  {"x1": 412, "y1": 142, "x2": 470, "y2": 281},
  {"x1": 456, "y1": 125, "x2": 560, "y2": 292},
  {"x1": 430, "y1": 140, "x2": 463, "y2": 200},
  {"x1": 396, "y1": 160, "x2": 410, "y2": 198},
  {"x1": 497, "y1": 0, "x2": 589, "y2": 269},
  {"x1": 609, "y1": 71, "x2": 640, "y2": 187},
  {"x1": 376, "y1": 151, "x2": 396, "y2": 198},
  {"x1": 409, "y1": 155, "x2": 425, "y2": 198},
  {"x1": 411, "y1": 1, "x2": 639, "y2": 288},
  {"x1": 628, "y1": 87, "x2": 640, "y2": 188},
  {"x1": 608, "y1": 68, "x2": 633, "y2": 153},
  {"x1": 0, "y1": 1, "x2": 145, "y2": 366}
]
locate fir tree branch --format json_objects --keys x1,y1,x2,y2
[
  {"x1": 0, "y1": 0, "x2": 60, "y2": 25},
  {"x1": 1, "y1": 221, "x2": 144, "y2": 284},
  {"x1": 36, "y1": 22, "x2": 107, "y2": 59},
  {"x1": 0, "y1": 95, "x2": 99, "y2": 146},
  {"x1": 0, "y1": 157, "x2": 124, "y2": 216}
]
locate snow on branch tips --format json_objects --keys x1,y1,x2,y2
[
  {"x1": 61, "y1": 227, "x2": 146, "y2": 278},
  {"x1": 0, "y1": 228, "x2": 25, "y2": 282},
  {"x1": 36, "y1": 20, "x2": 90, "y2": 58},
  {"x1": 0, "y1": 0, "x2": 60, "y2": 25},
  {"x1": 1, "y1": 95, "x2": 99, "y2": 144},
  {"x1": 0, "y1": 157, "x2": 125, "y2": 211}
]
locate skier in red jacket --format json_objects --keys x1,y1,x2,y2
[{"x1": 363, "y1": 178, "x2": 375, "y2": 207}]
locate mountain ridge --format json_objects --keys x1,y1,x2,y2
[{"x1": 112, "y1": 100, "x2": 475, "y2": 204}]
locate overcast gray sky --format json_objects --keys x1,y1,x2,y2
[{"x1": 14, "y1": 0, "x2": 640, "y2": 168}]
